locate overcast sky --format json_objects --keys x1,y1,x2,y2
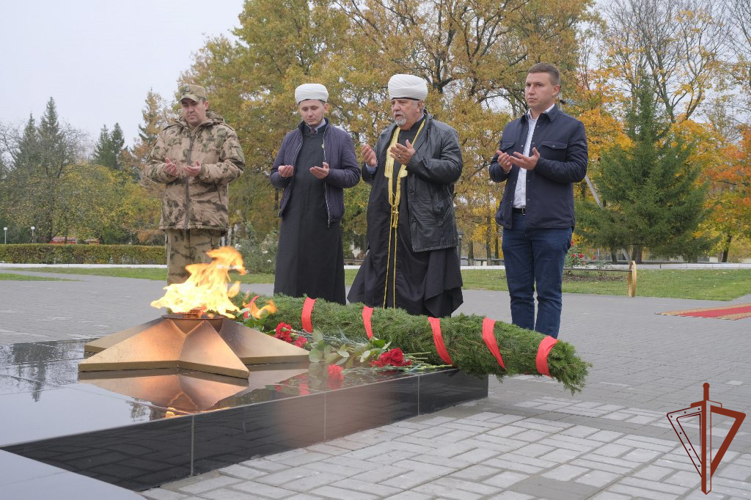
[{"x1": 2, "y1": 0, "x2": 245, "y2": 149}]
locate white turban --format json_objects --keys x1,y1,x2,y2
[
  {"x1": 388, "y1": 74, "x2": 428, "y2": 101},
  {"x1": 295, "y1": 83, "x2": 328, "y2": 104}
]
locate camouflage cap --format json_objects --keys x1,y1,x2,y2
[{"x1": 178, "y1": 84, "x2": 208, "y2": 102}]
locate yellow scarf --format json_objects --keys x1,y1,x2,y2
[{"x1": 382, "y1": 119, "x2": 426, "y2": 308}]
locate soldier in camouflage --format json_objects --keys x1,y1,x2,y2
[{"x1": 146, "y1": 84, "x2": 245, "y2": 284}]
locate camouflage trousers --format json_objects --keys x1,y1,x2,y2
[{"x1": 165, "y1": 229, "x2": 224, "y2": 284}]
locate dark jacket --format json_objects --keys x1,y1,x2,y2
[
  {"x1": 363, "y1": 112, "x2": 463, "y2": 252},
  {"x1": 489, "y1": 105, "x2": 587, "y2": 229},
  {"x1": 270, "y1": 119, "x2": 360, "y2": 225}
]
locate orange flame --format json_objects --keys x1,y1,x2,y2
[
  {"x1": 151, "y1": 246, "x2": 246, "y2": 318},
  {"x1": 246, "y1": 299, "x2": 278, "y2": 319}
]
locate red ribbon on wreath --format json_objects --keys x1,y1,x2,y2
[
  {"x1": 428, "y1": 317, "x2": 453, "y2": 365},
  {"x1": 481, "y1": 318, "x2": 505, "y2": 370},
  {"x1": 362, "y1": 306, "x2": 374, "y2": 339},
  {"x1": 535, "y1": 336, "x2": 558, "y2": 377},
  {"x1": 302, "y1": 297, "x2": 316, "y2": 333}
]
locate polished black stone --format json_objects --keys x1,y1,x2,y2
[
  {"x1": 1, "y1": 338, "x2": 488, "y2": 491},
  {"x1": 0, "y1": 450, "x2": 142, "y2": 500}
]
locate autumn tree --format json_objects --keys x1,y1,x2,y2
[
  {"x1": 183, "y1": 0, "x2": 594, "y2": 257},
  {"x1": 602, "y1": 0, "x2": 725, "y2": 123}
]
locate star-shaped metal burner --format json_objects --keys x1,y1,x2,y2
[{"x1": 79, "y1": 316, "x2": 310, "y2": 379}]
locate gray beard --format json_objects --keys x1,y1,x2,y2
[{"x1": 394, "y1": 116, "x2": 407, "y2": 127}]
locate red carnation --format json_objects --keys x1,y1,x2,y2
[
  {"x1": 293, "y1": 336, "x2": 308, "y2": 348},
  {"x1": 275, "y1": 322, "x2": 292, "y2": 342},
  {"x1": 327, "y1": 364, "x2": 344, "y2": 389},
  {"x1": 371, "y1": 348, "x2": 411, "y2": 368},
  {"x1": 578, "y1": 253, "x2": 584, "y2": 259}
]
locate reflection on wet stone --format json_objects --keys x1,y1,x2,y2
[{"x1": 0, "y1": 338, "x2": 488, "y2": 491}]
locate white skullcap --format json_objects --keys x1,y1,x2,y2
[
  {"x1": 295, "y1": 83, "x2": 328, "y2": 104},
  {"x1": 388, "y1": 74, "x2": 428, "y2": 100}
]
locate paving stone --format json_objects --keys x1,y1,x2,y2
[
  {"x1": 513, "y1": 429, "x2": 551, "y2": 442},
  {"x1": 284, "y1": 471, "x2": 348, "y2": 492},
  {"x1": 487, "y1": 426, "x2": 527, "y2": 438},
  {"x1": 141, "y1": 489, "x2": 187, "y2": 500},
  {"x1": 382, "y1": 491, "x2": 433, "y2": 500},
  {"x1": 543, "y1": 435, "x2": 602, "y2": 452},
  {"x1": 609, "y1": 484, "x2": 679, "y2": 500},
  {"x1": 391, "y1": 459, "x2": 457, "y2": 476},
  {"x1": 509, "y1": 475, "x2": 598, "y2": 500},
  {"x1": 348, "y1": 464, "x2": 412, "y2": 483},
  {"x1": 621, "y1": 448, "x2": 662, "y2": 463},
  {"x1": 202, "y1": 488, "x2": 264, "y2": 500},
  {"x1": 590, "y1": 492, "x2": 632, "y2": 500},
  {"x1": 514, "y1": 443, "x2": 556, "y2": 458},
  {"x1": 717, "y1": 463, "x2": 751, "y2": 481},
  {"x1": 589, "y1": 430, "x2": 624, "y2": 442},
  {"x1": 576, "y1": 469, "x2": 620, "y2": 487},
  {"x1": 178, "y1": 476, "x2": 242, "y2": 495},
  {"x1": 232, "y1": 481, "x2": 297, "y2": 499},
  {"x1": 448, "y1": 464, "x2": 501, "y2": 481},
  {"x1": 621, "y1": 476, "x2": 689, "y2": 494},
  {"x1": 368, "y1": 450, "x2": 420, "y2": 465},
  {"x1": 330, "y1": 478, "x2": 403, "y2": 497},
  {"x1": 559, "y1": 425, "x2": 600, "y2": 438},
  {"x1": 451, "y1": 446, "x2": 501, "y2": 464},
  {"x1": 324, "y1": 456, "x2": 380, "y2": 471},
  {"x1": 542, "y1": 464, "x2": 589, "y2": 481},
  {"x1": 664, "y1": 469, "x2": 700, "y2": 487},
  {"x1": 462, "y1": 412, "x2": 504, "y2": 421},
  {"x1": 220, "y1": 464, "x2": 267, "y2": 480},
  {"x1": 381, "y1": 469, "x2": 446, "y2": 490},
  {"x1": 482, "y1": 471, "x2": 528, "y2": 488},
  {"x1": 487, "y1": 414, "x2": 526, "y2": 425},
  {"x1": 429, "y1": 442, "x2": 478, "y2": 458},
  {"x1": 308, "y1": 485, "x2": 378, "y2": 500},
  {"x1": 300, "y1": 460, "x2": 363, "y2": 478},
  {"x1": 485, "y1": 493, "x2": 534, "y2": 500},
  {"x1": 594, "y1": 443, "x2": 632, "y2": 458},
  {"x1": 571, "y1": 458, "x2": 632, "y2": 475},
  {"x1": 633, "y1": 465, "x2": 674, "y2": 481},
  {"x1": 538, "y1": 447, "x2": 583, "y2": 463},
  {"x1": 254, "y1": 467, "x2": 321, "y2": 487},
  {"x1": 412, "y1": 481, "x2": 484, "y2": 500},
  {"x1": 306, "y1": 443, "x2": 354, "y2": 455},
  {"x1": 241, "y1": 458, "x2": 291, "y2": 472},
  {"x1": 430, "y1": 476, "x2": 501, "y2": 496}
]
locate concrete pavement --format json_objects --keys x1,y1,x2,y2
[{"x1": 1, "y1": 270, "x2": 750, "y2": 499}]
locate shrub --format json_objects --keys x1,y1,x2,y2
[{"x1": 0, "y1": 244, "x2": 165, "y2": 264}]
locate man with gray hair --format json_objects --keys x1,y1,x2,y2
[
  {"x1": 147, "y1": 84, "x2": 245, "y2": 284},
  {"x1": 349, "y1": 74, "x2": 463, "y2": 317}
]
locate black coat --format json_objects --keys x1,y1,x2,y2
[
  {"x1": 489, "y1": 105, "x2": 588, "y2": 229},
  {"x1": 271, "y1": 119, "x2": 360, "y2": 225},
  {"x1": 363, "y1": 112, "x2": 462, "y2": 252}
]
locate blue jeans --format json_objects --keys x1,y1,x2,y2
[{"x1": 502, "y1": 212, "x2": 572, "y2": 338}]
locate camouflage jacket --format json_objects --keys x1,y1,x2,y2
[{"x1": 146, "y1": 112, "x2": 245, "y2": 231}]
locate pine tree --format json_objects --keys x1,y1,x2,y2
[
  {"x1": 92, "y1": 123, "x2": 126, "y2": 170},
  {"x1": 92, "y1": 125, "x2": 112, "y2": 166},
  {"x1": 110, "y1": 123, "x2": 125, "y2": 170},
  {"x1": 576, "y1": 78, "x2": 712, "y2": 262}
]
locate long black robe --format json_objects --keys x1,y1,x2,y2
[
  {"x1": 274, "y1": 125, "x2": 346, "y2": 304},
  {"x1": 349, "y1": 117, "x2": 463, "y2": 317}
]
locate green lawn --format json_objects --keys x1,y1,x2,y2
[
  {"x1": 10, "y1": 267, "x2": 751, "y2": 301},
  {"x1": 458, "y1": 268, "x2": 751, "y2": 301},
  {"x1": 0, "y1": 272, "x2": 69, "y2": 281}
]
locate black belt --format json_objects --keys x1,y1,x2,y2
[{"x1": 512, "y1": 207, "x2": 526, "y2": 215}]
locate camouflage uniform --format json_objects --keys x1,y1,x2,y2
[{"x1": 146, "y1": 99, "x2": 245, "y2": 284}]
